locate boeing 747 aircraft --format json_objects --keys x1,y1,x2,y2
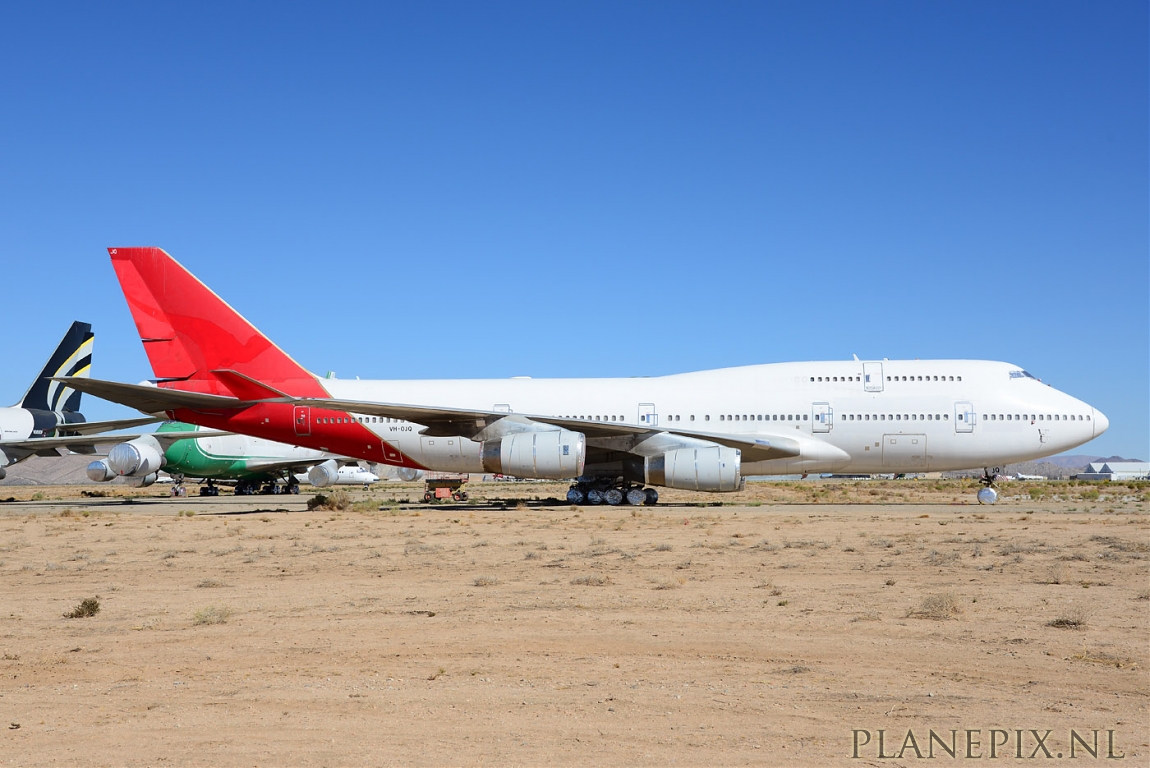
[
  {"x1": 0, "y1": 321, "x2": 157, "y2": 479},
  {"x1": 62, "y1": 248, "x2": 1108, "y2": 505}
]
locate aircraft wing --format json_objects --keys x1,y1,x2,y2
[
  {"x1": 240, "y1": 457, "x2": 337, "y2": 475},
  {"x1": 3, "y1": 428, "x2": 235, "y2": 457},
  {"x1": 50, "y1": 415, "x2": 161, "y2": 435},
  {"x1": 56, "y1": 378, "x2": 802, "y2": 463},
  {"x1": 2, "y1": 432, "x2": 151, "y2": 455},
  {"x1": 289, "y1": 397, "x2": 801, "y2": 463}
]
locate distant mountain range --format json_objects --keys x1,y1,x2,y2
[
  {"x1": 945, "y1": 454, "x2": 1146, "y2": 480},
  {"x1": 1, "y1": 454, "x2": 95, "y2": 486},
  {"x1": 1042, "y1": 454, "x2": 1144, "y2": 469}
]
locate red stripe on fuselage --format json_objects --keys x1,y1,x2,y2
[{"x1": 168, "y1": 402, "x2": 428, "y2": 470}]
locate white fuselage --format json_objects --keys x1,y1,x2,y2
[
  {"x1": 0, "y1": 407, "x2": 37, "y2": 449},
  {"x1": 313, "y1": 360, "x2": 1105, "y2": 476}
]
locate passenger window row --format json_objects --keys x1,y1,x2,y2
[
  {"x1": 842, "y1": 414, "x2": 948, "y2": 421},
  {"x1": 720, "y1": 414, "x2": 808, "y2": 422},
  {"x1": 885, "y1": 375, "x2": 961, "y2": 382},
  {"x1": 809, "y1": 374, "x2": 963, "y2": 382},
  {"x1": 983, "y1": 414, "x2": 1090, "y2": 422},
  {"x1": 561, "y1": 415, "x2": 627, "y2": 422}
]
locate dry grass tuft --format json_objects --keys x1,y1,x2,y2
[
  {"x1": 652, "y1": 577, "x2": 684, "y2": 590},
  {"x1": 571, "y1": 574, "x2": 611, "y2": 587},
  {"x1": 308, "y1": 491, "x2": 351, "y2": 511},
  {"x1": 910, "y1": 592, "x2": 962, "y2": 620},
  {"x1": 472, "y1": 575, "x2": 500, "y2": 587},
  {"x1": 1047, "y1": 606, "x2": 1088, "y2": 629},
  {"x1": 64, "y1": 598, "x2": 100, "y2": 619},
  {"x1": 192, "y1": 605, "x2": 233, "y2": 625}
]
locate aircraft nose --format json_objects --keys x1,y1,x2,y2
[{"x1": 1093, "y1": 408, "x2": 1109, "y2": 437}]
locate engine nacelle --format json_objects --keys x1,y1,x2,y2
[
  {"x1": 395, "y1": 467, "x2": 424, "y2": 482},
  {"x1": 107, "y1": 437, "x2": 165, "y2": 477},
  {"x1": 86, "y1": 460, "x2": 117, "y2": 482},
  {"x1": 643, "y1": 446, "x2": 742, "y2": 492},
  {"x1": 0, "y1": 466, "x2": 6, "y2": 481},
  {"x1": 308, "y1": 459, "x2": 340, "y2": 488},
  {"x1": 126, "y1": 473, "x2": 158, "y2": 488},
  {"x1": 481, "y1": 429, "x2": 585, "y2": 479}
]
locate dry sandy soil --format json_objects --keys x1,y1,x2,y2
[{"x1": 0, "y1": 480, "x2": 1146, "y2": 766}]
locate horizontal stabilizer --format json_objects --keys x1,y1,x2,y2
[
  {"x1": 53, "y1": 377, "x2": 257, "y2": 415},
  {"x1": 210, "y1": 369, "x2": 291, "y2": 401}
]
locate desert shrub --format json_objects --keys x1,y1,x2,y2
[
  {"x1": 307, "y1": 491, "x2": 351, "y2": 511},
  {"x1": 472, "y1": 575, "x2": 500, "y2": 587},
  {"x1": 571, "y1": 574, "x2": 611, "y2": 586},
  {"x1": 192, "y1": 605, "x2": 233, "y2": 625},
  {"x1": 64, "y1": 598, "x2": 100, "y2": 619},
  {"x1": 910, "y1": 592, "x2": 962, "y2": 620}
]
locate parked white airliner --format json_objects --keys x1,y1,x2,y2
[{"x1": 62, "y1": 248, "x2": 1108, "y2": 505}]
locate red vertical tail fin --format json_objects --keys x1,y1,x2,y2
[{"x1": 108, "y1": 247, "x2": 328, "y2": 398}]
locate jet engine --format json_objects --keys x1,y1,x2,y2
[
  {"x1": 107, "y1": 437, "x2": 165, "y2": 477},
  {"x1": 126, "y1": 473, "x2": 158, "y2": 488},
  {"x1": 641, "y1": 446, "x2": 741, "y2": 492},
  {"x1": 308, "y1": 459, "x2": 340, "y2": 488},
  {"x1": 481, "y1": 430, "x2": 585, "y2": 479},
  {"x1": 86, "y1": 460, "x2": 117, "y2": 482},
  {"x1": 395, "y1": 467, "x2": 423, "y2": 482}
]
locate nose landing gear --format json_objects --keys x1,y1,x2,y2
[{"x1": 977, "y1": 467, "x2": 1000, "y2": 504}]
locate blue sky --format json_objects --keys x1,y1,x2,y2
[{"x1": 1, "y1": 1, "x2": 1146, "y2": 460}]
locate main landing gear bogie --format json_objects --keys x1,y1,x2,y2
[{"x1": 567, "y1": 480, "x2": 658, "y2": 507}]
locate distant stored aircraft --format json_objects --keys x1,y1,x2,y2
[
  {"x1": 86, "y1": 421, "x2": 375, "y2": 495},
  {"x1": 294, "y1": 464, "x2": 379, "y2": 489},
  {"x1": 63, "y1": 248, "x2": 1109, "y2": 505},
  {"x1": 0, "y1": 321, "x2": 157, "y2": 479}
]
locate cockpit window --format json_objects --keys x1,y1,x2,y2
[{"x1": 1009, "y1": 370, "x2": 1037, "y2": 380}]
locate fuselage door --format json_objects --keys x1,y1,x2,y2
[
  {"x1": 863, "y1": 362, "x2": 884, "y2": 392},
  {"x1": 812, "y1": 402, "x2": 833, "y2": 433},
  {"x1": 954, "y1": 402, "x2": 976, "y2": 433},
  {"x1": 638, "y1": 403, "x2": 658, "y2": 427},
  {"x1": 293, "y1": 406, "x2": 311, "y2": 437}
]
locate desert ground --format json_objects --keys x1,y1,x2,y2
[{"x1": 0, "y1": 479, "x2": 1146, "y2": 766}]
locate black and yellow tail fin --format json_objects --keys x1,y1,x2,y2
[{"x1": 19, "y1": 321, "x2": 93, "y2": 412}]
